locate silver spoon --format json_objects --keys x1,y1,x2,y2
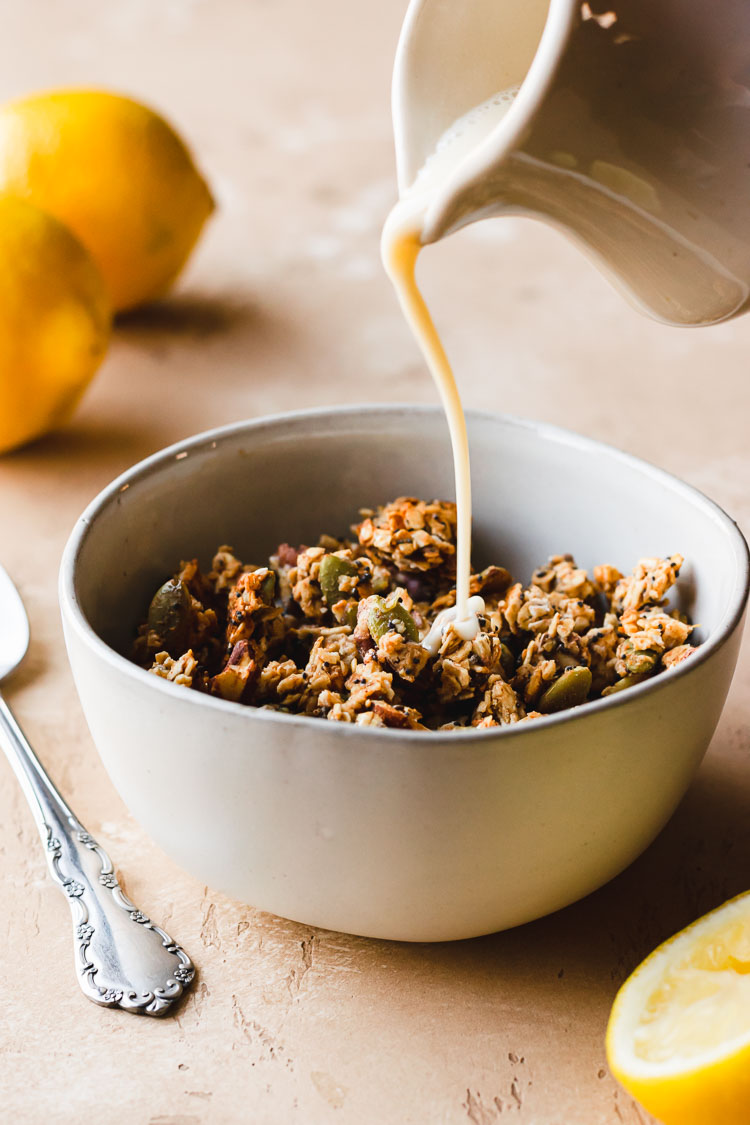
[{"x1": 0, "y1": 562, "x2": 195, "y2": 1016}]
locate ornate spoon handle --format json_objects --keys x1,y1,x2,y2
[{"x1": 0, "y1": 692, "x2": 195, "y2": 1016}]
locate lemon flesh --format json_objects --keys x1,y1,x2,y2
[
  {"x1": 0, "y1": 195, "x2": 111, "y2": 453},
  {"x1": 0, "y1": 88, "x2": 214, "y2": 311},
  {"x1": 606, "y1": 892, "x2": 750, "y2": 1125}
]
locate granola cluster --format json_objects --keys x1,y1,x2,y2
[{"x1": 132, "y1": 497, "x2": 697, "y2": 731}]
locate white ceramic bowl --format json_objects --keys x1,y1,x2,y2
[{"x1": 59, "y1": 407, "x2": 749, "y2": 941}]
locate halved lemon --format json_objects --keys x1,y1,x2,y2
[{"x1": 606, "y1": 891, "x2": 750, "y2": 1125}]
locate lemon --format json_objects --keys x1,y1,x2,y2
[
  {"x1": 0, "y1": 194, "x2": 111, "y2": 454},
  {"x1": 0, "y1": 89, "x2": 214, "y2": 311},
  {"x1": 606, "y1": 891, "x2": 750, "y2": 1125}
]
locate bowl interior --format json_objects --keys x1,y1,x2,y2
[{"x1": 68, "y1": 407, "x2": 747, "y2": 660}]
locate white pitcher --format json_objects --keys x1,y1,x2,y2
[{"x1": 392, "y1": 0, "x2": 750, "y2": 325}]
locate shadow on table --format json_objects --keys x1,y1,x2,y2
[
  {"x1": 115, "y1": 291, "x2": 262, "y2": 340},
  {"x1": 403, "y1": 743, "x2": 750, "y2": 989},
  {"x1": 3, "y1": 289, "x2": 291, "y2": 474},
  {"x1": 204, "y1": 744, "x2": 748, "y2": 1122},
  {"x1": 232, "y1": 737, "x2": 750, "y2": 1013},
  {"x1": 5, "y1": 415, "x2": 166, "y2": 469}
]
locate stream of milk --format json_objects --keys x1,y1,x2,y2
[{"x1": 381, "y1": 87, "x2": 519, "y2": 653}]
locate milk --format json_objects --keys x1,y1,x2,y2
[
  {"x1": 412, "y1": 87, "x2": 520, "y2": 198},
  {"x1": 381, "y1": 87, "x2": 519, "y2": 651}
]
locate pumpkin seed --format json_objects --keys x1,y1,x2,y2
[
  {"x1": 367, "y1": 593, "x2": 419, "y2": 643},
  {"x1": 147, "y1": 579, "x2": 191, "y2": 653},
  {"x1": 319, "y1": 554, "x2": 358, "y2": 605},
  {"x1": 538, "y1": 666, "x2": 592, "y2": 713}
]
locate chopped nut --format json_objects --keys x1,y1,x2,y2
[
  {"x1": 662, "y1": 643, "x2": 697, "y2": 669},
  {"x1": 371, "y1": 701, "x2": 426, "y2": 729},
  {"x1": 211, "y1": 641, "x2": 257, "y2": 702}
]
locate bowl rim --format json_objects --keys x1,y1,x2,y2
[{"x1": 59, "y1": 403, "x2": 750, "y2": 746}]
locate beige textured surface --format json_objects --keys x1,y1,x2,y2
[{"x1": 0, "y1": 2, "x2": 748, "y2": 1122}]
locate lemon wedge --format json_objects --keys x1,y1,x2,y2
[{"x1": 606, "y1": 891, "x2": 750, "y2": 1125}]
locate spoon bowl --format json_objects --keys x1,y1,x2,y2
[{"x1": 0, "y1": 563, "x2": 29, "y2": 680}]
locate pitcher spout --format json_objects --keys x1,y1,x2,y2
[{"x1": 394, "y1": 0, "x2": 750, "y2": 326}]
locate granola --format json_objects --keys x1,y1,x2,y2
[{"x1": 132, "y1": 496, "x2": 698, "y2": 731}]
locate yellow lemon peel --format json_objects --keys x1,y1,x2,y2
[
  {"x1": 0, "y1": 88, "x2": 214, "y2": 311},
  {"x1": 0, "y1": 195, "x2": 111, "y2": 454}
]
